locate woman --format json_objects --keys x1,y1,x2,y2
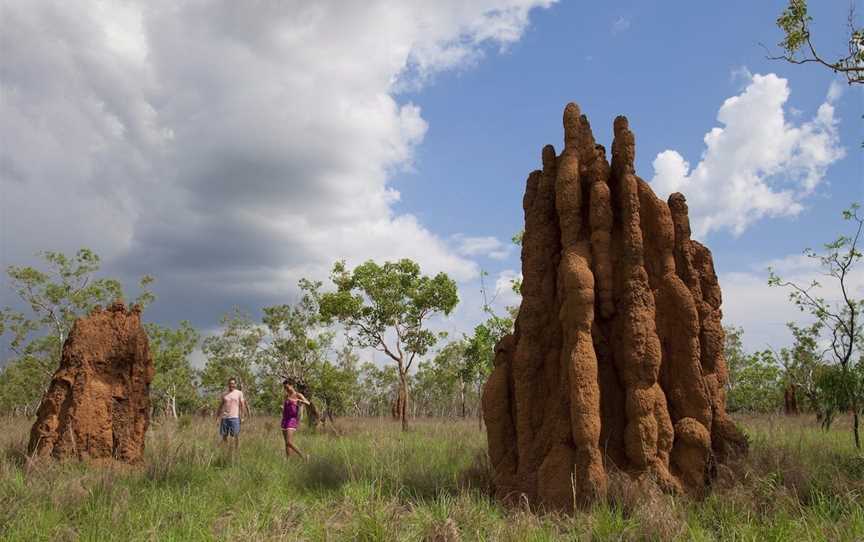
[{"x1": 280, "y1": 380, "x2": 310, "y2": 460}]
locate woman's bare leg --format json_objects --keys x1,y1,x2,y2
[
  {"x1": 284, "y1": 429, "x2": 306, "y2": 460},
  {"x1": 281, "y1": 430, "x2": 292, "y2": 458}
]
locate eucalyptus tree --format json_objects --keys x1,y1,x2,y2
[
  {"x1": 771, "y1": 0, "x2": 863, "y2": 85},
  {"x1": 146, "y1": 321, "x2": 201, "y2": 418},
  {"x1": 260, "y1": 279, "x2": 336, "y2": 419},
  {"x1": 319, "y1": 259, "x2": 458, "y2": 430},
  {"x1": 0, "y1": 248, "x2": 153, "y2": 413},
  {"x1": 770, "y1": 204, "x2": 863, "y2": 448},
  {"x1": 356, "y1": 361, "x2": 399, "y2": 417},
  {"x1": 307, "y1": 345, "x2": 360, "y2": 424},
  {"x1": 200, "y1": 308, "x2": 265, "y2": 412},
  {"x1": 776, "y1": 321, "x2": 825, "y2": 414}
]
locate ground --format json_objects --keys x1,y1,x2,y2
[{"x1": 1, "y1": 415, "x2": 862, "y2": 541}]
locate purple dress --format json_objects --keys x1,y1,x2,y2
[{"x1": 281, "y1": 399, "x2": 299, "y2": 430}]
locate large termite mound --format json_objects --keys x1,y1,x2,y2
[
  {"x1": 28, "y1": 301, "x2": 154, "y2": 462},
  {"x1": 482, "y1": 103, "x2": 747, "y2": 511}
]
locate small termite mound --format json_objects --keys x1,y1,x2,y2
[{"x1": 28, "y1": 301, "x2": 154, "y2": 463}]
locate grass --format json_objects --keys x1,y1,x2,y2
[{"x1": 1, "y1": 414, "x2": 862, "y2": 541}]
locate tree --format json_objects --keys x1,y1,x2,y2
[
  {"x1": 307, "y1": 346, "x2": 360, "y2": 425},
  {"x1": 412, "y1": 345, "x2": 481, "y2": 418},
  {"x1": 771, "y1": 0, "x2": 863, "y2": 85},
  {"x1": 319, "y1": 259, "x2": 458, "y2": 430},
  {"x1": 776, "y1": 321, "x2": 825, "y2": 414},
  {"x1": 464, "y1": 267, "x2": 516, "y2": 428},
  {"x1": 0, "y1": 354, "x2": 52, "y2": 415},
  {"x1": 769, "y1": 203, "x2": 863, "y2": 448},
  {"x1": 260, "y1": 279, "x2": 334, "y2": 418},
  {"x1": 724, "y1": 326, "x2": 783, "y2": 413},
  {"x1": 146, "y1": 321, "x2": 201, "y2": 418},
  {"x1": 356, "y1": 361, "x2": 399, "y2": 417},
  {"x1": 0, "y1": 248, "x2": 153, "y2": 413},
  {"x1": 200, "y1": 308, "x2": 265, "y2": 412}
]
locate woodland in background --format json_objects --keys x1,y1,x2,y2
[
  {"x1": 2, "y1": 0, "x2": 862, "y2": 447},
  {"x1": 0, "y1": 202, "x2": 861, "y2": 450}
]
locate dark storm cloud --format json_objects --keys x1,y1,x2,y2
[{"x1": 1, "y1": 0, "x2": 552, "y2": 337}]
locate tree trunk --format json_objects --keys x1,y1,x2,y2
[
  {"x1": 460, "y1": 377, "x2": 466, "y2": 418},
  {"x1": 398, "y1": 370, "x2": 408, "y2": 431},
  {"x1": 477, "y1": 382, "x2": 483, "y2": 431},
  {"x1": 305, "y1": 400, "x2": 322, "y2": 428},
  {"x1": 854, "y1": 411, "x2": 861, "y2": 450},
  {"x1": 169, "y1": 385, "x2": 178, "y2": 418},
  {"x1": 783, "y1": 383, "x2": 798, "y2": 416},
  {"x1": 391, "y1": 395, "x2": 400, "y2": 419}
]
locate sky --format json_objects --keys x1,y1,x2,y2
[{"x1": 1, "y1": 0, "x2": 862, "y2": 364}]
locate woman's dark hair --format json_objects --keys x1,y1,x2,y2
[{"x1": 282, "y1": 379, "x2": 291, "y2": 386}]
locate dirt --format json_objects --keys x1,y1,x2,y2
[
  {"x1": 28, "y1": 301, "x2": 154, "y2": 463},
  {"x1": 482, "y1": 103, "x2": 748, "y2": 511}
]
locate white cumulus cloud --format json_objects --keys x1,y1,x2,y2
[
  {"x1": 720, "y1": 250, "x2": 864, "y2": 353},
  {"x1": 650, "y1": 73, "x2": 845, "y2": 238},
  {"x1": 453, "y1": 235, "x2": 512, "y2": 260},
  {"x1": 0, "y1": 0, "x2": 554, "y2": 326}
]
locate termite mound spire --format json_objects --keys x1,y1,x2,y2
[{"x1": 482, "y1": 103, "x2": 747, "y2": 511}]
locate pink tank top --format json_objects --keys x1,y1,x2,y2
[{"x1": 281, "y1": 399, "x2": 299, "y2": 429}]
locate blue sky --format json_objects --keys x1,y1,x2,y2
[
  {"x1": 0, "y1": 0, "x2": 861, "y2": 360},
  {"x1": 393, "y1": 0, "x2": 863, "y2": 350},
  {"x1": 396, "y1": 1, "x2": 861, "y2": 247}
]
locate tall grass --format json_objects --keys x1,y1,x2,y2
[{"x1": 1, "y1": 414, "x2": 862, "y2": 541}]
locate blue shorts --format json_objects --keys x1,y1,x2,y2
[{"x1": 220, "y1": 417, "x2": 240, "y2": 437}]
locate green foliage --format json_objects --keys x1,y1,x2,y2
[
  {"x1": 511, "y1": 229, "x2": 524, "y2": 247},
  {"x1": 776, "y1": 321, "x2": 825, "y2": 412},
  {"x1": 1, "y1": 249, "x2": 154, "y2": 358},
  {"x1": 259, "y1": 279, "x2": 336, "y2": 413},
  {"x1": 412, "y1": 339, "x2": 472, "y2": 417},
  {"x1": 261, "y1": 279, "x2": 332, "y2": 380},
  {"x1": 774, "y1": 0, "x2": 863, "y2": 85},
  {"x1": 411, "y1": 263, "x2": 518, "y2": 419},
  {"x1": 145, "y1": 321, "x2": 202, "y2": 417},
  {"x1": 769, "y1": 203, "x2": 864, "y2": 447},
  {"x1": 732, "y1": 355, "x2": 783, "y2": 413},
  {"x1": 464, "y1": 317, "x2": 511, "y2": 379},
  {"x1": 320, "y1": 259, "x2": 458, "y2": 362},
  {"x1": 776, "y1": 0, "x2": 811, "y2": 55},
  {"x1": 308, "y1": 346, "x2": 360, "y2": 418},
  {"x1": 0, "y1": 248, "x2": 154, "y2": 414},
  {"x1": 0, "y1": 355, "x2": 51, "y2": 415},
  {"x1": 725, "y1": 326, "x2": 783, "y2": 412},
  {"x1": 356, "y1": 362, "x2": 399, "y2": 416},
  {"x1": 319, "y1": 258, "x2": 458, "y2": 428},
  {"x1": 816, "y1": 360, "x2": 864, "y2": 431},
  {"x1": 200, "y1": 308, "x2": 265, "y2": 410}
]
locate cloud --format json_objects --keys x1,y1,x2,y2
[
  {"x1": 720, "y1": 251, "x2": 864, "y2": 353},
  {"x1": 729, "y1": 65, "x2": 752, "y2": 87},
  {"x1": 493, "y1": 269, "x2": 522, "y2": 310},
  {"x1": 826, "y1": 79, "x2": 844, "y2": 103},
  {"x1": 0, "y1": 0, "x2": 554, "y2": 327},
  {"x1": 453, "y1": 235, "x2": 512, "y2": 260},
  {"x1": 650, "y1": 73, "x2": 845, "y2": 238},
  {"x1": 611, "y1": 16, "x2": 630, "y2": 35}
]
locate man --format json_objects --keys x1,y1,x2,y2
[{"x1": 217, "y1": 377, "x2": 249, "y2": 452}]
